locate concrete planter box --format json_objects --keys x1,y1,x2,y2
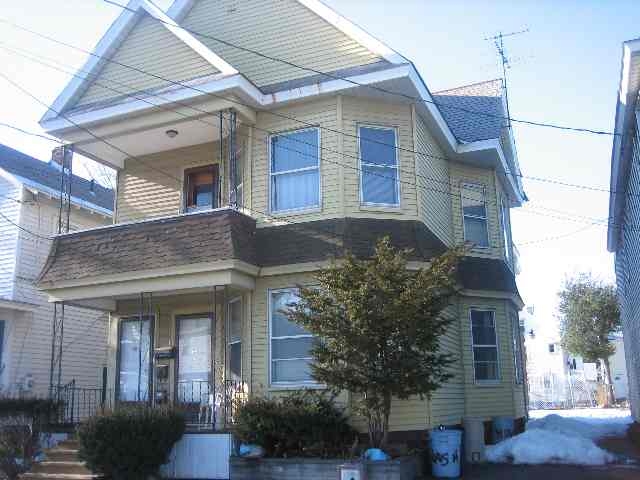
[{"x1": 230, "y1": 455, "x2": 422, "y2": 480}]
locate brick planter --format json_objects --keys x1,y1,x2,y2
[{"x1": 230, "y1": 455, "x2": 422, "y2": 480}]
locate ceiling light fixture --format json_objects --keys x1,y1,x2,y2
[{"x1": 165, "y1": 129, "x2": 178, "y2": 138}]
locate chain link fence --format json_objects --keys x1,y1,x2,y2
[{"x1": 528, "y1": 371, "x2": 597, "y2": 410}]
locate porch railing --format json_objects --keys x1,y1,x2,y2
[
  {"x1": 50, "y1": 380, "x2": 112, "y2": 425},
  {"x1": 176, "y1": 379, "x2": 248, "y2": 430}
]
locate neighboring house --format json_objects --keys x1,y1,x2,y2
[
  {"x1": 36, "y1": 0, "x2": 527, "y2": 450},
  {"x1": 608, "y1": 37, "x2": 640, "y2": 421},
  {"x1": 0, "y1": 143, "x2": 113, "y2": 396}
]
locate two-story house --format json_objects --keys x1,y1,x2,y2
[
  {"x1": 0, "y1": 143, "x2": 113, "y2": 397},
  {"x1": 36, "y1": 0, "x2": 527, "y2": 442}
]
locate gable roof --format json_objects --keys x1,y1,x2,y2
[
  {"x1": 432, "y1": 79, "x2": 505, "y2": 143},
  {"x1": 0, "y1": 144, "x2": 114, "y2": 213}
]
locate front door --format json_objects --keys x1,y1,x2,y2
[{"x1": 175, "y1": 315, "x2": 213, "y2": 423}]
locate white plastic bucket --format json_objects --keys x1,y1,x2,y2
[
  {"x1": 430, "y1": 429, "x2": 462, "y2": 478},
  {"x1": 462, "y1": 416, "x2": 486, "y2": 463}
]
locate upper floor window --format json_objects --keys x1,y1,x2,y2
[
  {"x1": 501, "y1": 197, "x2": 513, "y2": 263},
  {"x1": 470, "y1": 309, "x2": 499, "y2": 382},
  {"x1": 359, "y1": 126, "x2": 399, "y2": 206},
  {"x1": 269, "y1": 288, "x2": 316, "y2": 386},
  {"x1": 462, "y1": 183, "x2": 489, "y2": 247},
  {"x1": 270, "y1": 128, "x2": 320, "y2": 213},
  {"x1": 184, "y1": 164, "x2": 219, "y2": 213}
]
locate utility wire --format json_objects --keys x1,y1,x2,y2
[
  {"x1": 0, "y1": 54, "x2": 623, "y2": 237},
  {"x1": 99, "y1": 0, "x2": 617, "y2": 137},
  {"x1": 0, "y1": 21, "x2": 624, "y2": 198},
  {"x1": 0, "y1": 121, "x2": 63, "y2": 144}
]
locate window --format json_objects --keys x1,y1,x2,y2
[
  {"x1": 359, "y1": 126, "x2": 399, "y2": 205},
  {"x1": 501, "y1": 198, "x2": 513, "y2": 263},
  {"x1": 118, "y1": 316, "x2": 153, "y2": 402},
  {"x1": 176, "y1": 315, "x2": 212, "y2": 403},
  {"x1": 270, "y1": 289, "x2": 316, "y2": 385},
  {"x1": 511, "y1": 313, "x2": 524, "y2": 384},
  {"x1": 462, "y1": 183, "x2": 489, "y2": 247},
  {"x1": 548, "y1": 343, "x2": 556, "y2": 353},
  {"x1": 184, "y1": 164, "x2": 219, "y2": 212},
  {"x1": 470, "y1": 309, "x2": 499, "y2": 382},
  {"x1": 270, "y1": 128, "x2": 320, "y2": 212},
  {"x1": 228, "y1": 298, "x2": 242, "y2": 379}
]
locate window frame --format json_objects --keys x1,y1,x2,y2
[
  {"x1": 511, "y1": 312, "x2": 524, "y2": 385},
  {"x1": 268, "y1": 127, "x2": 322, "y2": 215},
  {"x1": 461, "y1": 182, "x2": 490, "y2": 248},
  {"x1": 116, "y1": 315, "x2": 155, "y2": 403},
  {"x1": 268, "y1": 287, "x2": 320, "y2": 388},
  {"x1": 174, "y1": 313, "x2": 214, "y2": 404},
  {"x1": 358, "y1": 124, "x2": 401, "y2": 207},
  {"x1": 500, "y1": 196, "x2": 513, "y2": 263},
  {"x1": 183, "y1": 164, "x2": 220, "y2": 213},
  {"x1": 469, "y1": 308, "x2": 501, "y2": 384},
  {"x1": 227, "y1": 297, "x2": 243, "y2": 380}
]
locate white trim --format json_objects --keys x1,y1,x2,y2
[
  {"x1": 0, "y1": 299, "x2": 39, "y2": 313},
  {"x1": 469, "y1": 308, "x2": 501, "y2": 384},
  {"x1": 357, "y1": 124, "x2": 401, "y2": 207},
  {"x1": 268, "y1": 127, "x2": 322, "y2": 214},
  {"x1": 297, "y1": 0, "x2": 407, "y2": 64},
  {"x1": 268, "y1": 287, "x2": 320, "y2": 388}
]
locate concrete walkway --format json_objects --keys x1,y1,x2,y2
[{"x1": 456, "y1": 463, "x2": 640, "y2": 479}]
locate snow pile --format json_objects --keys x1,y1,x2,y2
[
  {"x1": 486, "y1": 409, "x2": 632, "y2": 466},
  {"x1": 486, "y1": 429, "x2": 615, "y2": 465}
]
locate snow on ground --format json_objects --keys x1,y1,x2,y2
[{"x1": 486, "y1": 408, "x2": 632, "y2": 466}]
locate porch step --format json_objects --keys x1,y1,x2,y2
[
  {"x1": 18, "y1": 439, "x2": 100, "y2": 480},
  {"x1": 20, "y1": 474, "x2": 100, "y2": 479},
  {"x1": 31, "y1": 462, "x2": 92, "y2": 475},
  {"x1": 45, "y1": 450, "x2": 80, "y2": 462}
]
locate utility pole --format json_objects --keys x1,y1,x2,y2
[{"x1": 485, "y1": 29, "x2": 529, "y2": 128}]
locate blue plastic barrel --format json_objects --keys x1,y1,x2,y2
[
  {"x1": 430, "y1": 429, "x2": 462, "y2": 478},
  {"x1": 492, "y1": 416, "x2": 515, "y2": 443}
]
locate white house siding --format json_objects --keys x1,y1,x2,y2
[
  {"x1": 615, "y1": 121, "x2": 640, "y2": 420},
  {"x1": 6, "y1": 192, "x2": 110, "y2": 396},
  {"x1": 0, "y1": 177, "x2": 21, "y2": 299}
]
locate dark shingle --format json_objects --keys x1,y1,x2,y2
[
  {"x1": 0, "y1": 143, "x2": 114, "y2": 211},
  {"x1": 433, "y1": 79, "x2": 505, "y2": 143}
]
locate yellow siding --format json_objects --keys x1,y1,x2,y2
[
  {"x1": 252, "y1": 97, "x2": 342, "y2": 224},
  {"x1": 181, "y1": 0, "x2": 382, "y2": 88},
  {"x1": 415, "y1": 113, "x2": 453, "y2": 245},
  {"x1": 9, "y1": 195, "x2": 109, "y2": 396},
  {"x1": 450, "y1": 163, "x2": 503, "y2": 259},
  {"x1": 459, "y1": 295, "x2": 524, "y2": 418},
  {"x1": 75, "y1": 13, "x2": 219, "y2": 109},
  {"x1": 341, "y1": 96, "x2": 418, "y2": 219}
]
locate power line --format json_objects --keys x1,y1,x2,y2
[
  {"x1": 0, "y1": 121, "x2": 63, "y2": 144},
  {"x1": 98, "y1": 0, "x2": 618, "y2": 137},
  {"x1": 0, "y1": 51, "x2": 626, "y2": 239},
  {"x1": 0, "y1": 20, "x2": 621, "y2": 199}
]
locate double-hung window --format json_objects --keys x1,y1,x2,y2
[
  {"x1": 501, "y1": 197, "x2": 513, "y2": 263},
  {"x1": 462, "y1": 183, "x2": 489, "y2": 247},
  {"x1": 270, "y1": 128, "x2": 320, "y2": 213},
  {"x1": 359, "y1": 126, "x2": 400, "y2": 206},
  {"x1": 228, "y1": 298, "x2": 242, "y2": 380},
  {"x1": 470, "y1": 309, "x2": 499, "y2": 382},
  {"x1": 511, "y1": 312, "x2": 524, "y2": 384},
  {"x1": 269, "y1": 288, "x2": 316, "y2": 385}
]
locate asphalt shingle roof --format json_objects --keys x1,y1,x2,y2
[
  {"x1": 433, "y1": 79, "x2": 505, "y2": 143},
  {"x1": 0, "y1": 143, "x2": 114, "y2": 212}
]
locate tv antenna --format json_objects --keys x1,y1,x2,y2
[{"x1": 485, "y1": 29, "x2": 529, "y2": 128}]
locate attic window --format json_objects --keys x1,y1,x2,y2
[{"x1": 184, "y1": 164, "x2": 219, "y2": 213}]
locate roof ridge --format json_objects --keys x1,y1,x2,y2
[{"x1": 433, "y1": 78, "x2": 503, "y2": 95}]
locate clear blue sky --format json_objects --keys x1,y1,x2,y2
[{"x1": 1, "y1": 0, "x2": 638, "y2": 333}]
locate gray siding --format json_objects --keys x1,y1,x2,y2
[
  {"x1": 615, "y1": 118, "x2": 640, "y2": 420},
  {"x1": 0, "y1": 178, "x2": 20, "y2": 299}
]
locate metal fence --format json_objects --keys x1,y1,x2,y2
[
  {"x1": 50, "y1": 380, "x2": 111, "y2": 425},
  {"x1": 176, "y1": 379, "x2": 248, "y2": 429},
  {"x1": 528, "y1": 371, "x2": 597, "y2": 410}
]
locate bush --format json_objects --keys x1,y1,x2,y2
[
  {"x1": 0, "y1": 398, "x2": 57, "y2": 480},
  {"x1": 77, "y1": 406, "x2": 185, "y2": 480},
  {"x1": 234, "y1": 391, "x2": 357, "y2": 458}
]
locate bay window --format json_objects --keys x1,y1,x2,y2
[
  {"x1": 228, "y1": 298, "x2": 242, "y2": 379},
  {"x1": 269, "y1": 288, "x2": 315, "y2": 385},
  {"x1": 359, "y1": 125, "x2": 399, "y2": 206},
  {"x1": 462, "y1": 183, "x2": 489, "y2": 247},
  {"x1": 270, "y1": 128, "x2": 320, "y2": 212},
  {"x1": 512, "y1": 312, "x2": 524, "y2": 384},
  {"x1": 470, "y1": 309, "x2": 499, "y2": 382}
]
